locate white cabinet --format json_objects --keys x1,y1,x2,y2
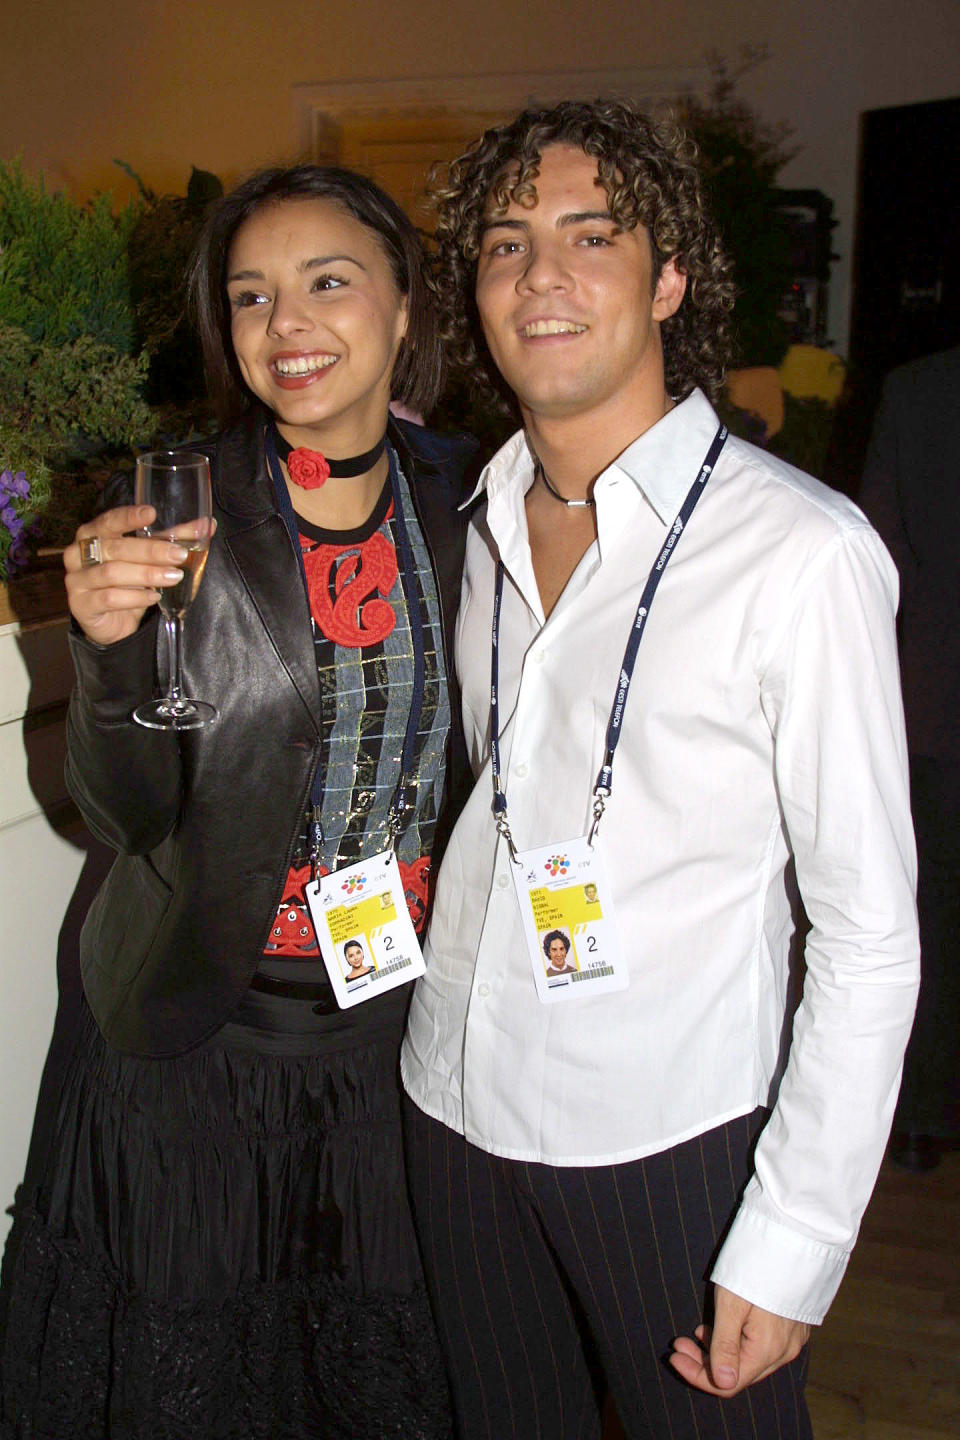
[{"x1": 0, "y1": 614, "x2": 86, "y2": 1246}]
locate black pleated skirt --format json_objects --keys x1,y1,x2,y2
[{"x1": 0, "y1": 992, "x2": 452, "y2": 1440}]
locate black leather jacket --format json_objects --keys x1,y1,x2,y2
[{"x1": 66, "y1": 413, "x2": 481, "y2": 1057}]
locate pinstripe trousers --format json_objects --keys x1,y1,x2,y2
[{"x1": 404, "y1": 1099, "x2": 812, "y2": 1440}]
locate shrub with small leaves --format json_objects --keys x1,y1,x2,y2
[
  {"x1": 0, "y1": 160, "x2": 141, "y2": 353},
  {"x1": 0, "y1": 159, "x2": 223, "y2": 570},
  {"x1": 0, "y1": 322, "x2": 154, "y2": 463}
]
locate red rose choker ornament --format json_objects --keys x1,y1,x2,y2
[{"x1": 287, "y1": 449, "x2": 331, "y2": 489}]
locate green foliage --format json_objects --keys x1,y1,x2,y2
[
  {"x1": 0, "y1": 322, "x2": 153, "y2": 460},
  {"x1": 0, "y1": 424, "x2": 53, "y2": 514},
  {"x1": 0, "y1": 160, "x2": 223, "y2": 568},
  {"x1": 0, "y1": 159, "x2": 142, "y2": 353},
  {"x1": 681, "y1": 48, "x2": 797, "y2": 367}
]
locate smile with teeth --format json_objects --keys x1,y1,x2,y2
[
  {"x1": 520, "y1": 320, "x2": 588, "y2": 338},
  {"x1": 272, "y1": 354, "x2": 339, "y2": 376}
]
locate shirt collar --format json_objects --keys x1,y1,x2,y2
[
  {"x1": 461, "y1": 428, "x2": 533, "y2": 508},
  {"x1": 608, "y1": 389, "x2": 720, "y2": 523},
  {"x1": 461, "y1": 388, "x2": 722, "y2": 526}
]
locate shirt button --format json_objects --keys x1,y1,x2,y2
[
  {"x1": 514, "y1": 761, "x2": 528, "y2": 777},
  {"x1": 477, "y1": 982, "x2": 491, "y2": 998},
  {"x1": 533, "y1": 650, "x2": 545, "y2": 664},
  {"x1": 497, "y1": 874, "x2": 510, "y2": 890}
]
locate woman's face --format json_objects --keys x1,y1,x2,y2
[{"x1": 226, "y1": 197, "x2": 408, "y2": 448}]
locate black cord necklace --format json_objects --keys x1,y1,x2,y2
[{"x1": 535, "y1": 458, "x2": 596, "y2": 509}]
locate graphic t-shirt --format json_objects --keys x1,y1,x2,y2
[{"x1": 251, "y1": 452, "x2": 449, "y2": 1005}]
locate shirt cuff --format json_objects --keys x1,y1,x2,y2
[{"x1": 710, "y1": 1203, "x2": 850, "y2": 1326}]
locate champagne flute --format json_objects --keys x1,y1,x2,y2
[{"x1": 132, "y1": 451, "x2": 217, "y2": 730}]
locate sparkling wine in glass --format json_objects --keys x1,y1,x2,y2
[{"x1": 132, "y1": 451, "x2": 217, "y2": 730}]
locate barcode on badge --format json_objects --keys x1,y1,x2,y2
[{"x1": 372, "y1": 957, "x2": 411, "y2": 981}]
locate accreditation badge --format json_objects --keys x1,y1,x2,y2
[
  {"x1": 510, "y1": 835, "x2": 629, "y2": 1004},
  {"x1": 306, "y1": 849, "x2": 426, "y2": 1009}
]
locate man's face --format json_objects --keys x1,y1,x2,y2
[
  {"x1": 474, "y1": 144, "x2": 684, "y2": 427},
  {"x1": 548, "y1": 937, "x2": 569, "y2": 968}
]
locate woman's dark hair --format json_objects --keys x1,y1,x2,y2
[
  {"x1": 542, "y1": 929, "x2": 570, "y2": 958},
  {"x1": 431, "y1": 98, "x2": 735, "y2": 408},
  {"x1": 189, "y1": 165, "x2": 444, "y2": 425}
]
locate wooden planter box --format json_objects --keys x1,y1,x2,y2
[{"x1": 0, "y1": 549, "x2": 67, "y2": 627}]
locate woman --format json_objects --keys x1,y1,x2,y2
[
  {"x1": 0, "y1": 166, "x2": 478, "y2": 1439},
  {"x1": 343, "y1": 941, "x2": 374, "y2": 982}
]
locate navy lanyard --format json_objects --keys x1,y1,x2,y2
[
  {"x1": 265, "y1": 427, "x2": 427, "y2": 857},
  {"x1": 491, "y1": 424, "x2": 727, "y2": 852}
]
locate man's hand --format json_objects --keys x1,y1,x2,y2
[{"x1": 668, "y1": 1285, "x2": 810, "y2": 1397}]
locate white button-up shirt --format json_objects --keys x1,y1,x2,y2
[{"x1": 402, "y1": 390, "x2": 919, "y2": 1324}]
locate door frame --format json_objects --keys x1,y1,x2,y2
[{"x1": 293, "y1": 66, "x2": 709, "y2": 162}]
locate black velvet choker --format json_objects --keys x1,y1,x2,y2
[{"x1": 273, "y1": 428, "x2": 387, "y2": 490}]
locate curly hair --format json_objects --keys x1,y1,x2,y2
[
  {"x1": 431, "y1": 98, "x2": 735, "y2": 409},
  {"x1": 189, "y1": 165, "x2": 444, "y2": 426},
  {"x1": 542, "y1": 929, "x2": 571, "y2": 959}
]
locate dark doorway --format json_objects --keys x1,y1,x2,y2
[
  {"x1": 828, "y1": 95, "x2": 960, "y2": 492},
  {"x1": 850, "y1": 95, "x2": 960, "y2": 375}
]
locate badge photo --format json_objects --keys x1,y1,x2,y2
[
  {"x1": 511, "y1": 835, "x2": 629, "y2": 1004},
  {"x1": 306, "y1": 850, "x2": 426, "y2": 1009}
]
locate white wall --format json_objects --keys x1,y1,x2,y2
[
  {"x1": 4, "y1": 0, "x2": 960, "y2": 354},
  {"x1": 0, "y1": 620, "x2": 86, "y2": 1244}
]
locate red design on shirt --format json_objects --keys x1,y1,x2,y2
[
  {"x1": 265, "y1": 862, "x2": 326, "y2": 955},
  {"x1": 398, "y1": 855, "x2": 431, "y2": 934},
  {"x1": 303, "y1": 530, "x2": 398, "y2": 647},
  {"x1": 263, "y1": 857, "x2": 432, "y2": 954}
]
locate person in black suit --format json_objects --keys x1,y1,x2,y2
[{"x1": 859, "y1": 346, "x2": 960, "y2": 1169}]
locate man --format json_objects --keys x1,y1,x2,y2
[
  {"x1": 859, "y1": 347, "x2": 960, "y2": 1169},
  {"x1": 543, "y1": 929, "x2": 576, "y2": 976},
  {"x1": 401, "y1": 100, "x2": 919, "y2": 1439}
]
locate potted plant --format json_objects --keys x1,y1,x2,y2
[{"x1": 0, "y1": 160, "x2": 220, "y2": 620}]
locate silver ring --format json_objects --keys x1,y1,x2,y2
[{"x1": 79, "y1": 535, "x2": 103, "y2": 568}]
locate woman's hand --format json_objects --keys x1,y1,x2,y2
[{"x1": 63, "y1": 506, "x2": 188, "y2": 647}]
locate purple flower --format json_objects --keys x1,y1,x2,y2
[
  {"x1": 1, "y1": 469, "x2": 36, "y2": 576},
  {"x1": 0, "y1": 471, "x2": 31, "y2": 500}
]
